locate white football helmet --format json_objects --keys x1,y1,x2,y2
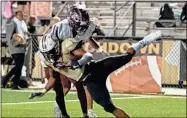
[{"x1": 39, "y1": 32, "x2": 60, "y2": 62}]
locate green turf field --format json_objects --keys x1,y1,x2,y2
[{"x1": 1, "y1": 89, "x2": 186, "y2": 117}]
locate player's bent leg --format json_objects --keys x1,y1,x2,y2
[
  {"x1": 74, "y1": 81, "x2": 88, "y2": 118},
  {"x1": 103, "y1": 53, "x2": 135, "y2": 75},
  {"x1": 88, "y1": 52, "x2": 135, "y2": 80},
  {"x1": 88, "y1": 31, "x2": 162, "y2": 79},
  {"x1": 53, "y1": 72, "x2": 70, "y2": 118},
  {"x1": 44, "y1": 68, "x2": 65, "y2": 117},
  {"x1": 86, "y1": 81, "x2": 130, "y2": 118}
]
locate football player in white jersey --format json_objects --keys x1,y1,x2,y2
[
  {"x1": 32, "y1": 4, "x2": 105, "y2": 118},
  {"x1": 49, "y1": 4, "x2": 105, "y2": 118}
]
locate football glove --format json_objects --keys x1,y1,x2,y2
[
  {"x1": 29, "y1": 92, "x2": 45, "y2": 99},
  {"x1": 53, "y1": 61, "x2": 67, "y2": 69},
  {"x1": 70, "y1": 61, "x2": 80, "y2": 70}
]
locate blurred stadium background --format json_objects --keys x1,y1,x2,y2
[{"x1": 1, "y1": 0, "x2": 186, "y2": 117}]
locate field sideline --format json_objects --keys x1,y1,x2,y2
[{"x1": 1, "y1": 89, "x2": 186, "y2": 117}]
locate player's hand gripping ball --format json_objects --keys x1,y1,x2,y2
[{"x1": 13, "y1": 33, "x2": 24, "y2": 44}]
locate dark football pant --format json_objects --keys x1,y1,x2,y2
[
  {"x1": 84, "y1": 53, "x2": 134, "y2": 113},
  {"x1": 44, "y1": 68, "x2": 87, "y2": 115},
  {"x1": 2, "y1": 53, "x2": 25, "y2": 87}
]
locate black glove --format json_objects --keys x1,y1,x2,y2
[
  {"x1": 70, "y1": 61, "x2": 81, "y2": 70},
  {"x1": 29, "y1": 92, "x2": 45, "y2": 99}
]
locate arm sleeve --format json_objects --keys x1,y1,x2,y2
[{"x1": 77, "y1": 52, "x2": 93, "y2": 66}]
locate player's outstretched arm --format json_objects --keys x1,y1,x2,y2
[{"x1": 29, "y1": 68, "x2": 55, "y2": 99}]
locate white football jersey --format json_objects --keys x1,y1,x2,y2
[
  {"x1": 39, "y1": 18, "x2": 101, "y2": 67},
  {"x1": 38, "y1": 51, "x2": 48, "y2": 67},
  {"x1": 51, "y1": 19, "x2": 74, "y2": 40}
]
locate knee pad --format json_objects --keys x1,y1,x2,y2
[
  {"x1": 91, "y1": 93, "x2": 116, "y2": 113},
  {"x1": 86, "y1": 82, "x2": 116, "y2": 113}
]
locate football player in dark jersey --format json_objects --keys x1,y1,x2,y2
[{"x1": 31, "y1": 27, "x2": 162, "y2": 118}]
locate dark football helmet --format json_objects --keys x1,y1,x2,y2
[{"x1": 67, "y1": 4, "x2": 90, "y2": 36}]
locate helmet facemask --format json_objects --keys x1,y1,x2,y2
[
  {"x1": 41, "y1": 41, "x2": 60, "y2": 63},
  {"x1": 77, "y1": 21, "x2": 90, "y2": 36}
]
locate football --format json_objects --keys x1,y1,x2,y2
[{"x1": 13, "y1": 33, "x2": 24, "y2": 45}]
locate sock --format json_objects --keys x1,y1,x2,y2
[
  {"x1": 54, "y1": 102, "x2": 62, "y2": 118},
  {"x1": 131, "y1": 30, "x2": 162, "y2": 52},
  {"x1": 88, "y1": 109, "x2": 93, "y2": 113}
]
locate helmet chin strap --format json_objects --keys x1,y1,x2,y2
[{"x1": 77, "y1": 20, "x2": 90, "y2": 36}]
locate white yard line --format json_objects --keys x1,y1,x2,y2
[
  {"x1": 2, "y1": 96, "x2": 185, "y2": 106},
  {"x1": 1, "y1": 96, "x2": 150, "y2": 105},
  {"x1": 1, "y1": 89, "x2": 142, "y2": 96},
  {"x1": 0, "y1": 89, "x2": 161, "y2": 97},
  {"x1": 2, "y1": 101, "x2": 55, "y2": 105},
  {"x1": 2, "y1": 89, "x2": 186, "y2": 98},
  {"x1": 2, "y1": 89, "x2": 58, "y2": 93}
]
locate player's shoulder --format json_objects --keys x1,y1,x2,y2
[
  {"x1": 55, "y1": 19, "x2": 69, "y2": 27},
  {"x1": 52, "y1": 19, "x2": 70, "y2": 33},
  {"x1": 51, "y1": 19, "x2": 71, "y2": 39}
]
